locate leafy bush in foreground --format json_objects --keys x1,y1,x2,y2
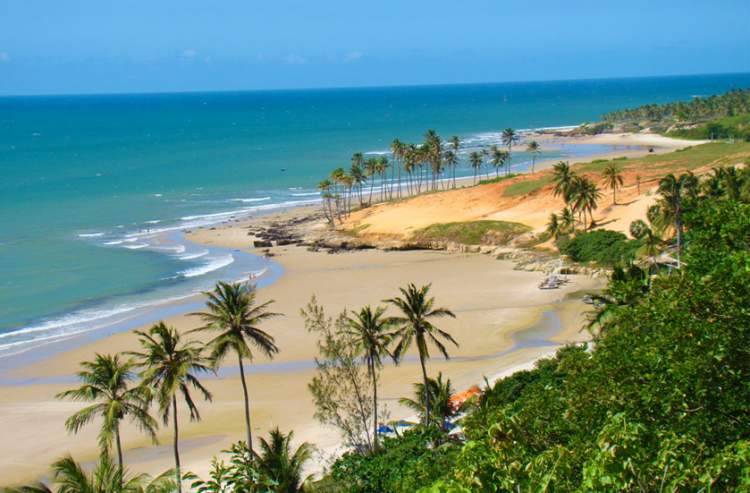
[{"x1": 328, "y1": 199, "x2": 750, "y2": 492}]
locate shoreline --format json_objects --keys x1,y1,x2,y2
[{"x1": 0, "y1": 130, "x2": 696, "y2": 485}]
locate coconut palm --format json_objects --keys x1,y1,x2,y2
[
  {"x1": 449, "y1": 136, "x2": 460, "y2": 188},
  {"x1": 5, "y1": 455, "x2": 175, "y2": 493},
  {"x1": 657, "y1": 172, "x2": 698, "y2": 268},
  {"x1": 489, "y1": 145, "x2": 509, "y2": 178},
  {"x1": 129, "y1": 322, "x2": 213, "y2": 492},
  {"x1": 390, "y1": 138, "x2": 405, "y2": 198},
  {"x1": 468, "y1": 151, "x2": 483, "y2": 184},
  {"x1": 501, "y1": 128, "x2": 519, "y2": 160},
  {"x1": 602, "y1": 162, "x2": 625, "y2": 204},
  {"x1": 350, "y1": 155, "x2": 366, "y2": 207},
  {"x1": 55, "y1": 354, "x2": 157, "y2": 469},
  {"x1": 546, "y1": 213, "x2": 561, "y2": 240},
  {"x1": 376, "y1": 156, "x2": 389, "y2": 201},
  {"x1": 254, "y1": 428, "x2": 313, "y2": 493},
  {"x1": 630, "y1": 219, "x2": 662, "y2": 287},
  {"x1": 385, "y1": 283, "x2": 457, "y2": 425},
  {"x1": 317, "y1": 179, "x2": 335, "y2": 225},
  {"x1": 364, "y1": 158, "x2": 378, "y2": 205},
  {"x1": 191, "y1": 282, "x2": 281, "y2": 455},
  {"x1": 560, "y1": 207, "x2": 576, "y2": 234},
  {"x1": 443, "y1": 150, "x2": 458, "y2": 191},
  {"x1": 571, "y1": 176, "x2": 602, "y2": 230},
  {"x1": 398, "y1": 373, "x2": 455, "y2": 429},
  {"x1": 344, "y1": 305, "x2": 392, "y2": 450},
  {"x1": 552, "y1": 161, "x2": 575, "y2": 203},
  {"x1": 526, "y1": 140, "x2": 541, "y2": 174}
]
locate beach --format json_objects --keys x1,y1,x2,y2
[
  {"x1": 0, "y1": 216, "x2": 604, "y2": 485},
  {"x1": 0, "y1": 129, "x2": 705, "y2": 485}
]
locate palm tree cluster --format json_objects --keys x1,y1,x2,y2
[
  {"x1": 341, "y1": 283, "x2": 458, "y2": 450},
  {"x1": 51, "y1": 281, "x2": 297, "y2": 492},
  {"x1": 318, "y1": 127, "x2": 537, "y2": 223},
  {"x1": 547, "y1": 161, "x2": 603, "y2": 236},
  {"x1": 602, "y1": 88, "x2": 750, "y2": 124}
]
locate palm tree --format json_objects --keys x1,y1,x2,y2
[
  {"x1": 560, "y1": 207, "x2": 576, "y2": 235},
  {"x1": 255, "y1": 428, "x2": 313, "y2": 493},
  {"x1": 449, "y1": 136, "x2": 460, "y2": 188},
  {"x1": 552, "y1": 161, "x2": 574, "y2": 203},
  {"x1": 398, "y1": 373, "x2": 455, "y2": 429},
  {"x1": 571, "y1": 176, "x2": 602, "y2": 230},
  {"x1": 526, "y1": 140, "x2": 541, "y2": 174},
  {"x1": 385, "y1": 283, "x2": 457, "y2": 425},
  {"x1": 56, "y1": 354, "x2": 157, "y2": 469},
  {"x1": 468, "y1": 151, "x2": 483, "y2": 184},
  {"x1": 657, "y1": 172, "x2": 698, "y2": 268},
  {"x1": 602, "y1": 163, "x2": 624, "y2": 204},
  {"x1": 317, "y1": 179, "x2": 335, "y2": 225},
  {"x1": 6, "y1": 455, "x2": 175, "y2": 493},
  {"x1": 376, "y1": 156, "x2": 389, "y2": 202},
  {"x1": 390, "y1": 139, "x2": 404, "y2": 198},
  {"x1": 364, "y1": 158, "x2": 378, "y2": 205},
  {"x1": 630, "y1": 219, "x2": 662, "y2": 287},
  {"x1": 130, "y1": 322, "x2": 213, "y2": 492},
  {"x1": 546, "y1": 213, "x2": 561, "y2": 240},
  {"x1": 344, "y1": 305, "x2": 392, "y2": 450},
  {"x1": 489, "y1": 145, "x2": 509, "y2": 178},
  {"x1": 350, "y1": 154, "x2": 366, "y2": 207},
  {"x1": 191, "y1": 281, "x2": 281, "y2": 455},
  {"x1": 443, "y1": 150, "x2": 458, "y2": 190},
  {"x1": 501, "y1": 128, "x2": 519, "y2": 161}
]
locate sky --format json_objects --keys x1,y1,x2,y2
[{"x1": 1, "y1": 0, "x2": 749, "y2": 95}]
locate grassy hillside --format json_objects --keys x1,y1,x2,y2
[{"x1": 410, "y1": 220, "x2": 530, "y2": 245}]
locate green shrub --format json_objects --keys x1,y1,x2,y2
[
  {"x1": 557, "y1": 229, "x2": 640, "y2": 265},
  {"x1": 411, "y1": 220, "x2": 530, "y2": 245}
]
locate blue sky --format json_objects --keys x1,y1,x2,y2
[{"x1": 1, "y1": 0, "x2": 749, "y2": 95}]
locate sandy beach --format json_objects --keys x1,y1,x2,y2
[
  {"x1": 0, "y1": 226, "x2": 603, "y2": 485},
  {"x1": 0, "y1": 131, "x2": 688, "y2": 485}
]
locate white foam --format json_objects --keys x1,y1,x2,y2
[
  {"x1": 291, "y1": 191, "x2": 320, "y2": 197},
  {"x1": 103, "y1": 240, "x2": 124, "y2": 246},
  {"x1": 123, "y1": 243, "x2": 149, "y2": 250},
  {"x1": 179, "y1": 254, "x2": 234, "y2": 278},
  {"x1": 78, "y1": 232, "x2": 105, "y2": 238},
  {"x1": 145, "y1": 219, "x2": 161, "y2": 224},
  {"x1": 229, "y1": 196, "x2": 271, "y2": 203},
  {"x1": 178, "y1": 249, "x2": 209, "y2": 260}
]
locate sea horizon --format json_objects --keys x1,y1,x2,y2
[{"x1": 2, "y1": 72, "x2": 749, "y2": 361}]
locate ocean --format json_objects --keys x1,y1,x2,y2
[{"x1": 1, "y1": 72, "x2": 749, "y2": 362}]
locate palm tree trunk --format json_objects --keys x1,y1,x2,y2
[
  {"x1": 371, "y1": 359, "x2": 378, "y2": 451},
  {"x1": 418, "y1": 351, "x2": 431, "y2": 426},
  {"x1": 238, "y1": 353, "x2": 254, "y2": 454},
  {"x1": 115, "y1": 424, "x2": 123, "y2": 470},
  {"x1": 172, "y1": 395, "x2": 182, "y2": 493}
]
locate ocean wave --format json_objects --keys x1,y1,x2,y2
[
  {"x1": 179, "y1": 254, "x2": 234, "y2": 278},
  {"x1": 103, "y1": 240, "x2": 124, "y2": 245},
  {"x1": 364, "y1": 150, "x2": 390, "y2": 155},
  {"x1": 178, "y1": 249, "x2": 209, "y2": 260},
  {"x1": 291, "y1": 191, "x2": 320, "y2": 197},
  {"x1": 145, "y1": 219, "x2": 161, "y2": 224},
  {"x1": 123, "y1": 243, "x2": 149, "y2": 249},
  {"x1": 229, "y1": 196, "x2": 272, "y2": 203},
  {"x1": 78, "y1": 232, "x2": 105, "y2": 238}
]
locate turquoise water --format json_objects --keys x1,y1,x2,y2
[{"x1": 1, "y1": 73, "x2": 749, "y2": 358}]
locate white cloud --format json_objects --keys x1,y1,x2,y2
[
  {"x1": 0, "y1": 52, "x2": 10, "y2": 63},
  {"x1": 343, "y1": 51, "x2": 363, "y2": 63},
  {"x1": 282, "y1": 54, "x2": 307, "y2": 65}
]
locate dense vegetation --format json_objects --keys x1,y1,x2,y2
[
  {"x1": 666, "y1": 113, "x2": 750, "y2": 141},
  {"x1": 411, "y1": 220, "x2": 531, "y2": 246},
  {"x1": 602, "y1": 88, "x2": 750, "y2": 125},
  {"x1": 557, "y1": 230, "x2": 640, "y2": 265},
  {"x1": 323, "y1": 181, "x2": 750, "y2": 492}
]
